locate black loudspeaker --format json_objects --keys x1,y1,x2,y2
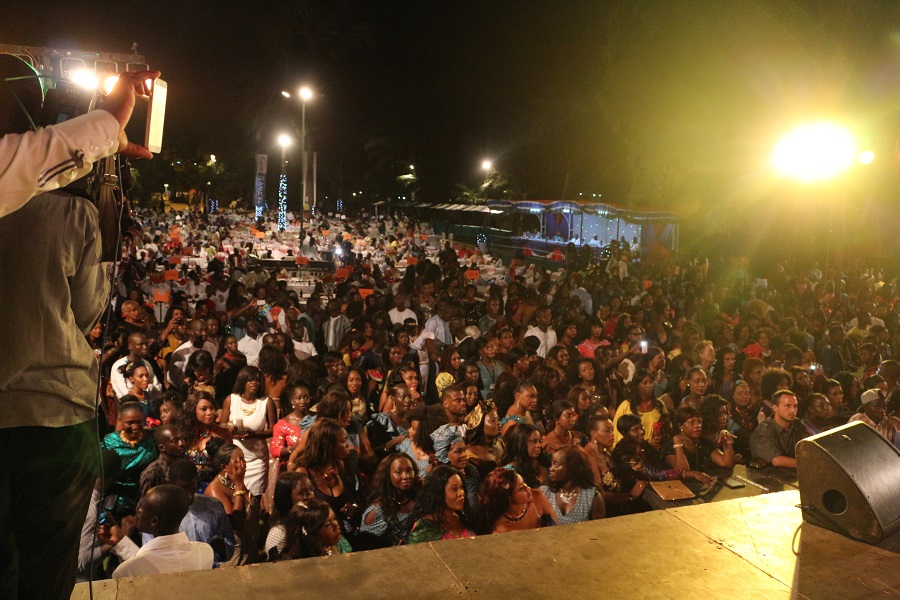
[{"x1": 796, "y1": 421, "x2": 900, "y2": 544}]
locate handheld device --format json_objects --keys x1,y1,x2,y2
[
  {"x1": 145, "y1": 78, "x2": 166, "y2": 153},
  {"x1": 98, "y1": 494, "x2": 119, "y2": 526},
  {"x1": 723, "y1": 477, "x2": 746, "y2": 489},
  {"x1": 640, "y1": 340, "x2": 648, "y2": 354},
  {"x1": 123, "y1": 77, "x2": 166, "y2": 154}
]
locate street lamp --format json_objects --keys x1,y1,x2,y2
[
  {"x1": 481, "y1": 159, "x2": 493, "y2": 172},
  {"x1": 298, "y1": 86, "x2": 314, "y2": 216},
  {"x1": 277, "y1": 134, "x2": 292, "y2": 230}
]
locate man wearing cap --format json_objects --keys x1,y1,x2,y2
[
  {"x1": 850, "y1": 389, "x2": 898, "y2": 444},
  {"x1": 750, "y1": 390, "x2": 810, "y2": 469}
]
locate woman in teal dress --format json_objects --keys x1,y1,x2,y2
[
  {"x1": 359, "y1": 452, "x2": 420, "y2": 548},
  {"x1": 101, "y1": 401, "x2": 157, "y2": 517}
]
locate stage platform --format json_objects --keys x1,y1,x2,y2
[{"x1": 72, "y1": 490, "x2": 900, "y2": 600}]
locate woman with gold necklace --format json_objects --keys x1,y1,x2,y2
[
  {"x1": 294, "y1": 418, "x2": 361, "y2": 542},
  {"x1": 583, "y1": 415, "x2": 648, "y2": 516},
  {"x1": 221, "y1": 366, "x2": 277, "y2": 499},
  {"x1": 205, "y1": 443, "x2": 259, "y2": 564},
  {"x1": 611, "y1": 368, "x2": 670, "y2": 446},
  {"x1": 542, "y1": 400, "x2": 584, "y2": 452},
  {"x1": 541, "y1": 446, "x2": 605, "y2": 524},
  {"x1": 101, "y1": 401, "x2": 157, "y2": 517},
  {"x1": 477, "y1": 466, "x2": 556, "y2": 534}
]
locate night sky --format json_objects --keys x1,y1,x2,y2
[{"x1": 2, "y1": 1, "x2": 898, "y2": 223}]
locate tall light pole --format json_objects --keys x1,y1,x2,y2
[
  {"x1": 277, "y1": 134, "x2": 292, "y2": 230},
  {"x1": 299, "y1": 86, "x2": 314, "y2": 217}
]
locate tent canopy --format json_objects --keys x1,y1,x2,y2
[{"x1": 485, "y1": 199, "x2": 677, "y2": 223}]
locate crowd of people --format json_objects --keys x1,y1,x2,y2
[{"x1": 72, "y1": 203, "x2": 900, "y2": 582}]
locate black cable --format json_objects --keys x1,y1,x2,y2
[{"x1": 88, "y1": 156, "x2": 127, "y2": 599}]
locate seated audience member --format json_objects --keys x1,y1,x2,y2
[
  {"x1": 110, "y1": 333, "x2": 162, "y2": 400},
  {"x1": 465, "y1": 400, "x2": 505, "y2": 475},
  {"x1": 79, "y1": 450, "x2": 138, "y2": 582},
  {"x1": 542, "y1": 400, "x2": 584, "y2": 452},
  {"x1": 477, "y1": 466, "x2": 557, "y2": 534},
  {"x1": 367, "y1": 384, "x2": 413, "y2": 458},
  {"x1": 407, "y1": 465, "x2": 475, "y2": 543},
  {"x1": 431, "y1": 423, "x2": 481, "y2": 513},
  {"x1": 265, "y1": 471, "x2": 315, "y2": 559},
  {"x1": 360, "y1": 453, "x2": 420, "y2": 548},
  {"x1": 205, "y1": 443, "x2": 259, "y2": 565},
  {"x1": 101, "y1": 401, "x2": 158, "y2": 517},
  {"x1": 612, "y1": 414, "x2": 716, "y2": 487},
  {"x1": 663, "y1": 406, "x2": 735, "y2": 471},
  {"x1": 541, "y1": 446, "x2": 605, "y2": 524},
  {"x1": 291, "y1": 418, "x2": 362, "y2": 540},
  {"x1": 850, "y1": 388, "x2": 898, "y2": 443},
  {"x1": 501, "y1": 422, "x2": 549, "y2": 488},
  {"x1": 139, "y1": 424, "x2": 186, "y2": 498},
  {"x1": 179, "y1": 391, "x2": 233, "y2": 492},
  {"x1": 750, "y1": 390, "x2": 810, "y2": 469},
  {"x1": 582, "y1": 415, "x2": 648, "y2": 516},
  {"x1": 281, "y1": 499, "x2": 349, "y2": 559},
  {"x1": 146, "y1": 458, "x2": 237, "y2": 567},
  {"x1": 112, "y1": 485, "x2": 214, "y2": 579},
  {"x1": 801, "y1": 393, "x2": 839, "y2": 435}
]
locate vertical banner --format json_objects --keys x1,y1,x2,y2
[{"x1": 254, "y1": 153, "x2": 268, "y2": 220}]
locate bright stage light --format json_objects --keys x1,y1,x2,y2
[
  {"x1": 772, "y1": 122, "x2": 857, "y2": 182},
  {"x1": 859, "y1": 150, "x2": 874, "y2": 165},
  {"x1": 103, "y1": 75, "x2": 119, "y2": 94},
  {"x1": 69, "y1": 68, "x2": 97, "y2": 90}
]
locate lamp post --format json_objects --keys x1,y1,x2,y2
[
  {"x1": 772, "y1": 122, "x2": 858, "y2": 274},
  {"x1": 277, "y1": 134, "x2": 292, "y2": 231},
  {"x1": 281, "y1": 86, "x2": 315, "y2": 220},
  {"x1": 299, "y1": 86, "x2": 314, "y2": 217}
]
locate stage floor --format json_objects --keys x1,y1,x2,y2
[{"x1": 72, "y1": 490, "x2": 900, "y2": 600}]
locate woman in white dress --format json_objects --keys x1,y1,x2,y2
[{"x1": 221, "y1": 366, "x2": 277, "y2": 498}]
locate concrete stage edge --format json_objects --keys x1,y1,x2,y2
[{"x1": 73, "y1": 490, "x2": 900, "y2": 600}]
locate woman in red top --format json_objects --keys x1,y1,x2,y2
[{"x1": 270, "y1": 383, "x2": 313, "y2": 469}]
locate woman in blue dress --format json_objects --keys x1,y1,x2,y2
[
  {"x1": 359, "y1": 452, "x2": 420, "y2": 548},
  {"x1": 540, "y1": 446, "x2": 605, "y2": 524}
]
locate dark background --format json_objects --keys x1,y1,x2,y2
[{"x1": 2, "y1": 1, "x2": 899, "y2": 257}]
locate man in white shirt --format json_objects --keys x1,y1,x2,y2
[
  {"x1": 237, "y1": 316, "x2": 266, "y2": 364},
  {"x1": 110, "y1": 332, "x2": 164, "y2": 399},
  {"x1": 524, "y1": 305, "x2": 557, "y2": 358},
  {"x1": 388, "y1": 292, "x2": 417, "y2": 326},
  {"x1": 112, "y1": 485, "x2": 213, "y2": 579},
  {"x1": 167, "y1": 319, "x2": 218, "y2": 385}
]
